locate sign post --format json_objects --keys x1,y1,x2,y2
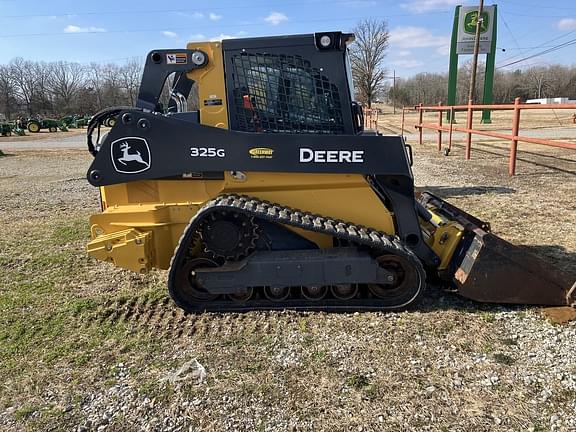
[{"x1": 446, "y1": 4, "x2": 497, "y2": 123}]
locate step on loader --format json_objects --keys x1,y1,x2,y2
[{"x1": 84, "y1": 32, "x2": 576, "y2": 313}]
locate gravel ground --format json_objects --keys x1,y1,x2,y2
[
  {"x1": 0, "y1": 143, "x2": 575, "y2": 432},
  {"x1": 0, "y1": 133, "x2": 86, "y2": 151}
]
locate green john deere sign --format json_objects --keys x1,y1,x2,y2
[
  {"x1": 447, "y1": 4, "x2": 498, "y2": 123},
  {"x1": 463, "y1": 10, "x2": 489, "y2": 34},
  {"x1": 456, "y1": 5, "x2": 495, "y2": 54}
]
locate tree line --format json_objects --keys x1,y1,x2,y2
[
  {"x1": 347, "y1": 19, "x2": 576, "y2": 109},
  {"x1": 388, "y1": 63, "x2": 576, "y2": 108},
  {"x1": 2, "y1": 28, "x2": 575, "y2": 121},
  {"x1": 0, "y1": 58, "x2": 142, "y2": 120}
]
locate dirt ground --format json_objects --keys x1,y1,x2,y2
[
  {"x1": 371, "y1": 104, "x2": 576, "y2": 140},
  {"x1": 0, "y1": 127, "x2": 87, "y2": 143},
  {"x1": 0, "y1": 137, "x2": 575, "y2": 431}
]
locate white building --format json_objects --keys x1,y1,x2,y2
[{"x1": 526, "y1": 97, "x2": 576, "y2": 104}]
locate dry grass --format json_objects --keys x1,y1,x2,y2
[
  {"x1": 372, "y1": 103, "x2": 576, "y2": 140},
  {"x1": 0, "y1": 144, "x2": 575, "y2": 431}
]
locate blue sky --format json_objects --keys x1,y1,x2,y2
[{"x1": 1, "y1": 0, "x2": 576, "y2": 78}]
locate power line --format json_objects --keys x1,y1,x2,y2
[
  {"x1": 503, "y1": 11, "x2": 576, "y2": 18},
  {"x1": 495, "y1": 28, "x2": 576, "y2": 66},
  {"x1": 499, "y1": 10, "x2": 524, "y2": 56},
  {"x1": 0, "y1": 2, "x2": 335, "y2": 19},
  {"x1": 0, "y1": 12, "x2": 451, "y2": 38},
  {"x1": 496, "y1": 37, "x2": 576, "y2": 69},
  {"x1": 497, "y1": 0, "x2": 576, "y2": 11},
  {"x1": 0, "y1": 1, "x2": 442, "y2": 20}
]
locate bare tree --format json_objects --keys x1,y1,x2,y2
[
  {"x1": 87, "y1": 62, "x2": 105, "y2": 111},
  {"x1": 9, "y1": 58, "x2": 39, "y2": 115},
  {"x1": 118, "y1": 58, "x2": 143, "y2": 106},
  {"x1": 349, "y1": 19, "x2": 389, "y2": 108},
  {"x1": 526, "y1": 67, "x2": 550, "y2": 99},
  {"x1": 48, "y1": 61, "x2": 86, "y2": 113},
  {"x1": 0, "y1": 65, "x2": 17, "y2": 120}
]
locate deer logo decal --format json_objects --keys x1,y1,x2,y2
[{"x1": 110, "y1": 137, "x2": 151, "y2": 174}]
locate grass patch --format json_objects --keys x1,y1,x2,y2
[
  {"x1": 13, "y1": 405, "x2": 39, "y2": 421},
  {"x1": 480, "y1": 311, "x2": 496, "y2": 323},
  {"x1": 482, "y1": 343, "x2": 494, "y2": 354},
  {"x1": 346, "y1": 373, "x2": 371, "y2": 390},
  {"x1": 493, "y1": 353, "x2": 516, "y2": 366},
  {"x1": 501, "y1": 337, "x2": 518, "y2": 346},
  {"x1": 52, "y1": 218, "x2": 89, "y2": 245}
]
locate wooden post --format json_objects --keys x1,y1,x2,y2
[
  {"x1": 401, "y1": 107, "x2": 405, "y2": 136},
  {"x1": 468, "y1": 0, "x2": 484, "y2": 104},
  {"x1": 437, "y1": 102, "x2": 443, "y2": 151},
  {"x1": 465, "y1": 99, "x2": 473, "y2": 159},
  {"x1": 418, "y1": 103, "x2": 423, "y2": 146},
  {"x1": 449, "y1": 106, "x2": 454, "y2": 152},
  {"x1": 509, "y1": 97, "x2": 521, "y2": 175}
]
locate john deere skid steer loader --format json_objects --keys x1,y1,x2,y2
[{"x1": 85, "y1": 32, "x2": 575, "y2": 312}]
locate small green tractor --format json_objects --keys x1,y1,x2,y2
[
  {"x1": 0, "y1": 122, "x2": 12, "y2": 136},
  {"x1": 25, "y1": 118, "x2": 68, "y2": 133},
  {"x1": 60, "y1": 114, "x2": 91, "y2": 129}
]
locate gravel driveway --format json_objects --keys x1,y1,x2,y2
[{"x1": 0, "y1": 133, "x2": 86, "y2": 151}]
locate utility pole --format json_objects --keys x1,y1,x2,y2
[
  {"x1": 393, "y1": 69, "x2": 396, "y2": 114},
  {"x1": 468, "y1": 0, "x2": 484, "y2": 103},
  {"x1": 385, "y1": 70, "x2": 398, "y2": 114}
]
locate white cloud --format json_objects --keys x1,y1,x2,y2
[
  {"x1": 177, "y1": 11, "x2": 204, "y2": 19},
  {"x1": 401, "y1": 0, "x2": 462, "y2": 13},
  {"x1": 189, "y1": 33, "x2": 206, "y2": 40},
  {"x1": 389, "y1": 26, "x2": 450, "y2": 48},
  {"x1": 340, "y1": 0, "x2": 377, "y2": 6},
  {"x1": 557, "y1": 18, "x2": 576, "y2": 30},
  {"x1": 436, "y1": 44, "x2": 450, "y2": 56},
  {"x1": 398, "y1": 50, "x2": 412, "y2": 57},
  {"x1": 64, "y1": 25, "x2": 106, "y2": 33},
  {"x1": 210, "y1": 31, "x2": 248, "y2": 41},
  {"x1": 391, "y1": 59, "x2": 425, "y2": 68},
  {"x1": 210, "y1": 34, "x2": 236, "y2": 41},
  {"x1": 264, "y1": 12, "x2": 288, "y2": 26},
  {"x1": 162, "y1": 30, "x2": 178, "y2": 38},
  {"x1": 209, "y1": 12, "x2": 222, "y2": 21}
]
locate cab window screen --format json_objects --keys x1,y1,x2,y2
[{"x1": 230, "y1": 53, "x2": 344, "y2": 134}]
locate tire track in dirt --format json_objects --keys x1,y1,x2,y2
[
  {"x1": 79, "y1": 293, "x2": 297, "y2": 346},
  {"x1": 81, "y1": 296, "x2": 263, "y2": 340}
]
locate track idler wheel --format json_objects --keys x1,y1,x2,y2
[
  {"x1": 170, "y1": 257, "x2": 219, "y2": 309},
  {"x1": 368, "y1": 254, "x2": 424, "y2": 308},
  {"x1": 330, "y1": 284, "x2": 359, "y2": 300},
  {"x1": 228, "y1": 287, "x2": 254, "y2": 303},
  {"x1": 264, "y1": 286, "x2": 290, "y2": 301},
  {"x1": 301, "y1": 285, "x2": 328, "y2": 301}
]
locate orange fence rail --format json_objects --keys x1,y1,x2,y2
[{"x1": 403, "y1": 98, "x2": 576, "y2": 175}]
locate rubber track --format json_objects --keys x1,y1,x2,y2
[{"x1": 168, "y1": 194, "x2": 426, "y2": 312}]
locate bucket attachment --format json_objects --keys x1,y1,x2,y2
[{"x1": 419, "y1": 192, "x2": 576, "y2": 307}]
